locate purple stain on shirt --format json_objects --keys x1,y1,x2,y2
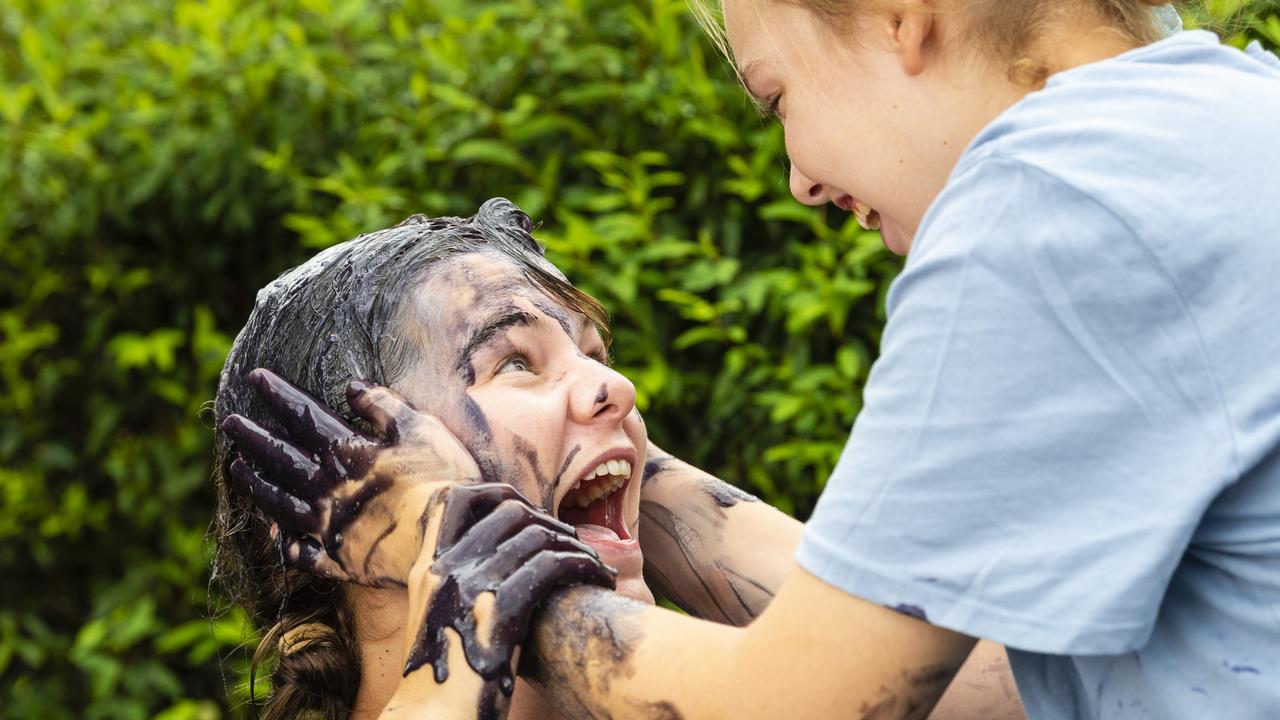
[{"x1": 889, "y1": 603, "x2": 928, "y2": 621}]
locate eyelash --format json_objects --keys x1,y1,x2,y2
[
  {"x1": 497, "y1": 352, "x2": 532, "y2": 374},
  {"x1": 497, "y1": 348, "x2": 607, "y2": 375},
  {"x1": 765, "y1": 93, "x2": 782, "y2": 120}
]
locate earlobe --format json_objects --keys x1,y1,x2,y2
[{"x1": 892, "y1": 2, "x2": 933, "y2": 76}]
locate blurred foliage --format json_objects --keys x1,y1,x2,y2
[{"x1": 0, "y1": 0, "x2": 1274, "y2": 716}]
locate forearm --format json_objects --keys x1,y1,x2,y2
[
  {"x1": 636, "y1": 451, "x2": 1020, "y2": 718},
  {"x1": 522, "y1": 585, "x2": 740, "y2": 719},
  {"x1": 927, "y1": 640, "x2": 1025, "y2": 720},
  {"x1": 639, "y1": 449, "x2": 802, "y2": 625},
  {"x1": 524, "y1": 569, "x2": 975, "y2": 720}
]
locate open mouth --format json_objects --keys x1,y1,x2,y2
[
  {"x1": 852, "y1": 200, "x2": 880, "y2": 231},
  {"x1": 836, "y1": 195, "x2": 880, "y2": 231},
  {"x1": 557, "y1": 458, "x2": 633, "y2": 543}
]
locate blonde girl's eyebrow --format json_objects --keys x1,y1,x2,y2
[
  {"x1": 737, "y1": 59, "x2": 764, "y2": 96},
  {"x1": 735, "y1": 60, "x2": 776, "y2": 115}
]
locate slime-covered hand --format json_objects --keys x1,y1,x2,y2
[
  {"x1": 223, "y1": 369, "x2": 616, "y2": 718},
  {"x1": 222, "y1": 368, "x2": 483, "y2": 586},
  {"x1": 393, "y1": 482, "x2": 617, "y2": 719}
]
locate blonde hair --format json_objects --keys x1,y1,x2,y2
[{"x1": 689, "y1": 0, "x2": 1172, "y2": 88}]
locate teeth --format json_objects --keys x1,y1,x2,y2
[
  {"x1": 852, "y1": 201, "x2": 881, "y2": 231},
  {"x1": 590, "y1": 459, "x2": 632, "y2": 479},
  {"x1": 564, "y1": 459, "x2": 632, "y2": 509}
]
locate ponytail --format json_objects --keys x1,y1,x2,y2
[{"x1": 254, "y1": 608, "x2": 361, "y2": 720}]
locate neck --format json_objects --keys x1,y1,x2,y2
[
  {"x1": 349, "y1": 586, "x2": 411, "y2": 720},
  {"x1": 902, "y1": 25, "x2": 1142, "y2": 238},
  {"x1": 1039, "y1": 22, "x2": 1143, "y2": 83}
]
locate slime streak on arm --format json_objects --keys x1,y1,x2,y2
[
  {"x1": 523, "y1": 587, "x2": 686, "y2": 720},
  {"x1": 857, "y1": 665, "x2": 958, "y2": 720},
  {"x1": 638, "y1": 457, "x2": 774, "y2": 626},
  {"x1": 639, "y1": 501, "x2": 754, "y2": 624}
]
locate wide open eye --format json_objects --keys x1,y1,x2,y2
[{"x1": 496, "y1": 353, "x2": 532, "y2": 374}]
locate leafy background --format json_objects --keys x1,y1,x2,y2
[{"x1": 1, "y1": 0, "x2": 1275, "y2": 716}]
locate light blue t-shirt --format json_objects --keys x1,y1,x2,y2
[{"x1": 797, "y1": 31, "x2": 1280, "y2": 718}]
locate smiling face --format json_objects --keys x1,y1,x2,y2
[
  {"x1": 721, "y1": 0, "x2": 1026, "y2": 254},
  {"x1": 390, "y1": 250, "x2": 654, "y2": 603}
]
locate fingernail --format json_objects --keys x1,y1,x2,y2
[{"x1": 348, "y1": 379, "x2": 370, "y2": 393}]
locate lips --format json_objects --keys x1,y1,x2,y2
[
  {"x1": 835, "y1": 194, "x2": 880, "y2": 230},
  {"x1": 554, "y1": 448, "x2": 651, "y2": 603}
]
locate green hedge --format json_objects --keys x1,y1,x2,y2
[{"x1": 1, "y1": 1, "x2": 1274, "y2": 716}]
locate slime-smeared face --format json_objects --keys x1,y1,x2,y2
[{"x1": 392, "y1": 250, "x2": 653, "y2": 604}]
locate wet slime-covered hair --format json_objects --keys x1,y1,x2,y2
[{"x1": 210, "y1": 198, "x2": 609, "y2": 720}]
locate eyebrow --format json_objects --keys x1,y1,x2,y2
[
  {"x1": 736, "y1": 59, "x2": 767, "y2": 105},
  {"x1": 455, "y1": 308, "x2": 536, "y2": 375},
  {"x1": 531, "y1": 299, "x2": 578, "y2": 340}
]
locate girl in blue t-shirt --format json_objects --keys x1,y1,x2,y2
[{"x1": 228, "y1": 2, "x2": 1280, "y2": 718}]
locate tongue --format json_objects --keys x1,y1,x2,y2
[
  {"x1": 560, "y1": 482, "x2": 627, "y2": 538},
  {"x1": 574, "y1": 523, "x2": 621, "y2": 543}
]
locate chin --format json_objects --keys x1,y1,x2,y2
[
  {"x1": 615, "y1": 571, "x2": 656, "y2": 605},
  {"x1": 880, "y1": 217, "x2": 916, "y2": 256}
]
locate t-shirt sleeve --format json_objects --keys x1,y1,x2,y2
[{"x1": 796, "y1": 156, "x2": 1237, "y2": 655}]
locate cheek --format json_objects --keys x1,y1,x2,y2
[
  {"x1": 785, "y1": 90, "x2": 872, "y2": 190},
  {"x1": 623, "y1": 410, "x2": 647, "y2": 474},
  {"x1": 471, "y1": 386, "x2": 559, "y2": 438}
]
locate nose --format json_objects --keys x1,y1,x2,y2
[
  {"x1": 569, "y1": 358, "x2": 636, "y2": 427},
  {"x1": 790, "y1": 163, "x2": 830, "y2": 206}
]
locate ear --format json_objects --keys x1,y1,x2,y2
[{"x1": 891, "y1": 0, "x2": 934, "y2": 76}]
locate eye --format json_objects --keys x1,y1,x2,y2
[
  {"x1": 765, "y1": 93, "x2": 783, "y2": 121},
  {"x1": 496, "y1": 353, "x2": 532, "y2": 374}
]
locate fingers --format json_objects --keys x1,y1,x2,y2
[
  {"x1": 248, "y1": 368, "x2": 361, "y2": 455},
  {"x1": 476, "y1": 524, "x2": 600, "y2": 579},
  {"x1": 221, "y1": 414, "x2": 322, "y2": 497},
  {"x1": 438, "y1": 490, "x2": 576, "y2": 560},
  {"x1": 227, "y1": 456, "x2": 321, "y2": 535},
  {"x1": 284, "y1": 535, "x2": 348, "y2": 580},
  {"x1": 497, "y1": 551, "x2": 617, "y2": 623},
  {"x1": 347, "y1": 379, "x2": 419, "y2": 441},
  {"x1": 435, "y1": 483, "x2": 533, "y2": 550}
]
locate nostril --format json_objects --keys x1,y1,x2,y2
[{"x1": 807, "y1": 184, "x2": 824, "y2": 198}]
